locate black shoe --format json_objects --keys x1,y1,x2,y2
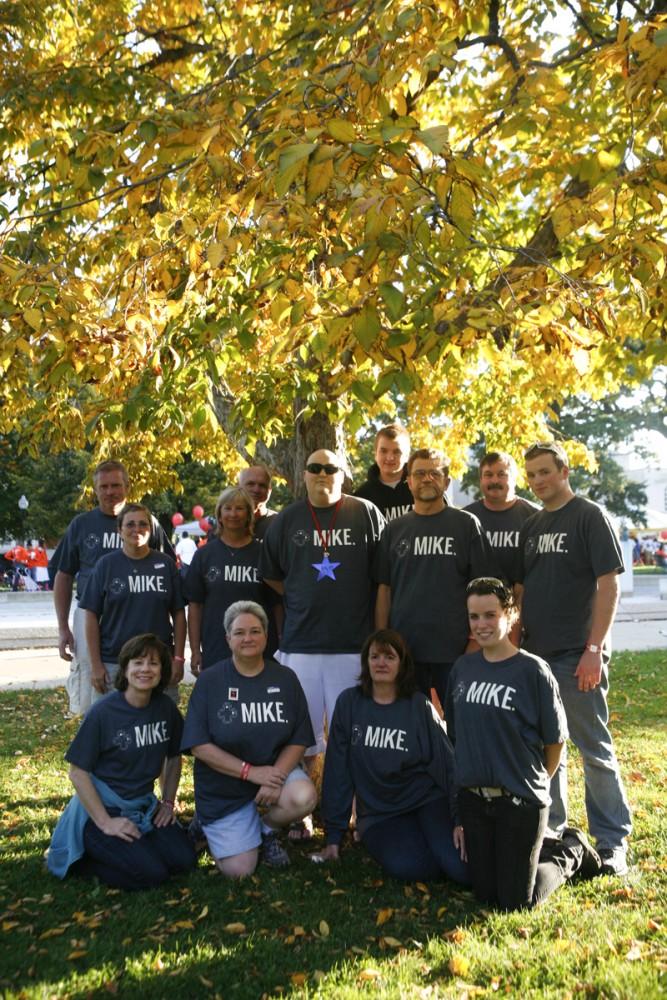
[
  {"x1": 562, "y1": 826, "x2": 603, "y2": 880},
  {"x1": 598, "y1": 846, "x2": 628, "y2": 876}
]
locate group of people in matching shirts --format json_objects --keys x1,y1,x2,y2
[{"x1": 47, "y1": 427, "x2": 633, "y2": 915}]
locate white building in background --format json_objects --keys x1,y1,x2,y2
[{"x1": 613, "y1": 433, "x2": 667, "y2": 531}]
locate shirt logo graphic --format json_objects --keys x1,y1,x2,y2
[
  {"x1": 154, "y1": 563, "x2": 165, "y2": 569},
  {"x1": 267, "y1": 686, "x2": 281, "y2": 694},
  {"x1": 396, "y1": 539, "x2": 410, "y2": 558},
  {"x1": 229, "y1": 687, "x2": 239, "y2": 701},
  {"x1": 109, "y1": 577, "x2": 127, "y2": 596},
  {"x1": 292, "y1": 529, "x2": 309, "y2": 547},
  {"x1": 351, "y1": 724, "x2": 363, "y2": 746},
  {"x1": 206, "y1": 565, "x2": 221, "y2": 582},
  {"x1": 84, "y1": 533, "x2": 101, "y2": 551},
  {"x1": 112, "y1": 728, "x2": 132, "y2": 751},
  {"x1": 524, "y1": 536, "x2": 537, "y2": 556},
  {"x1": 217, "y1": 703, "x2": 239, "y2": 724}
]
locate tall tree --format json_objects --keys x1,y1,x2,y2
[{"x1": 1, "y1": 1, "x2": 666, "y2": 492}]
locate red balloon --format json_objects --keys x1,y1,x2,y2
[
  {"x1": 192, "y1": 504, "x2": 204, "y2": 519},
  {"x1": 171, "y1": 512, "x2": 184, "y2": 526},
  {"x1": 661, "y1": 530, "x2": 667, "y2": 540},
  {"x1": 198, "y1": 517, "x2": 210, "y2": 532}
]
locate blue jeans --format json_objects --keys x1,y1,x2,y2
[
  {"x1": 547, "y1": 650, "x2": 632, "y2": 850},
  {"x1": 361, "y1": 796, "x2": 470, "y2": 884},
  {"x1": 74, "y1": 813, "x2": 197, "y2": 890}
]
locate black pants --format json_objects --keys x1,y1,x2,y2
[
  {"x1": 459, "y1": 788, "x2": 582, "y2": 911},
  {"x1": 361, "y1": 796, "x2": 470, "y2": 884},
  {"x1": 414, "y1": 662, "x2": 453, "y2": 716},
  {"x1": 73, "y1": 814, "x2": 197, "y2": 890}
]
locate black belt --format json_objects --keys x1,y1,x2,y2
[{"x1": 468, "y1": 786, "x2": 526, "y2": 806}]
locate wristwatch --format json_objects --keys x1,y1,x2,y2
[{"x1": 585, "y1": 643, "x2": 602, "y2": 653}]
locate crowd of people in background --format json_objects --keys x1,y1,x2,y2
[{"x1": 41, "y1": 427, "x2": 634, "y2": 911}]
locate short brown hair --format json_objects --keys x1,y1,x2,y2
[
  {"x1": 479, "y1": 451, "x2": 517, "y2": 476},
  {"x1": 93, "y1": 460, "x2": 128, "y2": 485},
  {"x1": 117, "y1": 503, "x2": 152, "y2": 532},
  {"x1": 115, "y1": 634, "x2": 172, "y2": 694},
  {"x1": 359, "y1": 629, "x2": 416, "y2": 699},
  {"x1": 524, "y1": 441, "x2": 568, "y2": 471},
  {"x1": 375, "y1": 423, "x2": 410, "y2": 446},
  {"x1": 407, "y1": 448, "x2": 450, "y2": 477},
  {"x1": 466, "y1": 577, "x2": 518, "y2": 623}
]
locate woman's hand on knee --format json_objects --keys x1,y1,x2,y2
[
  {"x1": 255, "y1": 784, "x2": 281, "y2": 807},
  {"x1": 310, "y1": 843, "x2": 340, "y2": 864},
  {"x1": 453, "y1": 825, "x2": 467, "y2": 862},
  {"x1": 99, "y1": 816, "x2": 141, "y2": 841},
  {"x1": 249, "y1": 765, "x2": 287, "y2": 789}
]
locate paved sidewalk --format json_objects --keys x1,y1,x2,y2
[{"x1": 0, "y1": 589, "x2": 664, "y2": 690}]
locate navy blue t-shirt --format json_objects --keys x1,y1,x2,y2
[
  {"x1": 181, "y1": 658, "x2": 314, "y2": 824},
  {"x1": 79, "y1": 549, "x2": 184, "y2": 663},
  {"x1": 65, "y1": 690, "x2": 184, "y2": 798}
]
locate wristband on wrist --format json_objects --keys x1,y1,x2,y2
[
  {"x1": 585, "y1": 643, "x2": 602, "y2": 653},
  {"x1": 173, "y1": 655, "x2": 185, "y2": 664},
  {"x1": 240, "y1": 761, "x2": 251, "y2": 781}
]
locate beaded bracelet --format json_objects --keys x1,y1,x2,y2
[{"x1": 240, "y1": 761, "x2": 251, "y2": 781}]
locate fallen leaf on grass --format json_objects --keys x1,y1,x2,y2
[
  {"x1": 39, "y1": 927, "x2": 66, "y2": 939},
  {"x1": 199, "y1": 975, "x2": 214, "y2": 988},
  {"x1": 358, "y1": 968, "x2": 382, "y2": 982},
  {"x1": 625, "y1": 942, "x2": 644, "y2": 961},
  {"x1": 648, "y1": 918, "x2": 662, "y2": 932},
  {"x1": 436, "y1": 906, "x2": 447, "y2": 919},
  {"x1": 330, "y1": 889, "x2": 345, "y2": 896},
  {"x1": 293, "y1": 925, "x2": 306, "y2": 936},
  {"x1": 449, "y1": 954, "x2": 470, "y2": 976},
  {"x1": 381, "y1": 936, "x2": 402, "y2": 949},
  {"x1": 443, "y1": 928, "x2": 466, "y2": 943},
  {"x1": 196, "y1": 906, "x2": 209, "y2": 921},
  {"x1": 290, "y1": 972, "x2": 307, "y2": 986},
  {"x1": 67, "y1": 950, "x2": 87, "y2": 960},
  {"x1": 223, "y1": 922, "x2": 246, "y2": 934},
  {"x1": 319, "y1": 919, "x2": 330, "y2": 938},
  {"x1": 2, "y1": 921, "x2": 20, "y2": 931},
  {"x1": 415, "y1": 882, "x2": 430, "y2": 894},
  {"x1": 376, "y1": 907, "x2": 394, "y2": 926},
  {"x1": 628, "y1": 771, "x2": 647, "y2": 783},
  {"x1": 167, "y1": 920, "x2": 194, "y2": 931}
]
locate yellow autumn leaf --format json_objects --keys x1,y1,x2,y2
[
  {"x1": 196, "y1": 905, "x2": 209, "y2": 921},
  {"x1": 327, "y1": 119, "x2": 356, "y2": 143},
  {"x1": 207, "y1": 243, "x2": 225, "y2": 268},
  {"x1": 223, "y1": 922, "x2": 246, "y2": 934},
  {"x1": 22, "y1": 308, "x2": 42, "y2": 331},
  {"x1": 376, "y1": 907, "x2": 394, "y2": 926},
  {"x1": 290, "y1": 972, "x2": 308, "y2": 986},
  {"x1": 67, "y1": 950, "x2": 88, "y2": 960},
  {"x1": 319, "y1": 919, "x2": 330, "y2": 937},
  {"x1": 381, "y1": 936, "x2": 402, "y2": 948},
  {"x1": 358, "y1": 968, "x2": 382, "y2": 981},
  {"x1": 449, "y1": 954, "x2": 470, "y2": 976},
  {"x1": 306, "y1": 157, "x2": 334, "y2": 202}
]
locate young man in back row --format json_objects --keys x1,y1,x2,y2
[{"x1": 354, "y1": 423, "x2": 414, "y2": 523}]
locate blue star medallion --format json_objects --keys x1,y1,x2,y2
[{"x1": 312, "y1": 554, "x2": 340, "y2": 581}]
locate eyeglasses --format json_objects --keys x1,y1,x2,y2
[
  {"x1": 409, "y1": 468, "x2": 445, "y2": 480},
  {"x1": 306, "y1": 463, "x2": 340, "y2": 475},
  {"x1": 123, "y1": 520, "x2": 150, "y2": 529}
]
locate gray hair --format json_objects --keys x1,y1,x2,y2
[{"x1": 224, "y1": 600, "x2": 269, "y2": 635}]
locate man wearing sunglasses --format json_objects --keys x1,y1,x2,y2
[
  {"x1": 519, "y1": 441, "x2": 632, "y2": 876},
  {"x1": 374, "y1": 448, "x2": 494, "y2": 712},
  {"x1": 260, "y1": 449, "x2": 385, "y2": 774},
  {"x1": 51, "y1": 460, "x2": 174, "y2": 715}
]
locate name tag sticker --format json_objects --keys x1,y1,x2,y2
[
  {"x1": 267, "y1": 686, "x2": 281, "y2": 694},
  {"x1": 229, "y1": 687, "x2": 239, "y2": 701}
]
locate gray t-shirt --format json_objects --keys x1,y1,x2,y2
[
  {"x1": 259, "y1": 496, "x2": 385, "y2": 653},
  {"x1": 446, "y1": 649, "x2": 568, "y2": 806},
  {"x1": 181, "y1": 658, "x2": 314, "y2": 824},
  {"x1": 79, "y1": 550, "x2": 184, "y2": 663},
  {"x1": 322, "y1": 686, "x2": 457, "y2": 844},
  {"x1": 184, "y1": 538, "x2": 277, "y2": 668},
  {"x1": 463, "y1": 498, "x2": 539, "y2": 585},
  {"x1": 519, "y1": 496, "x2": 623, "y2": 658},
  {"x1": 52, "y1": 508, "x2": 175, "y2": 599},
  {"x1": 374, "y1": 507, "x2": 494, "y2": 662},
  {"x1": 65, "y1": 690, "x2": 184, "y2": 798}
]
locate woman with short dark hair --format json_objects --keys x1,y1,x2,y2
[
  {"x1": 314, "y1": 629, "x2": 469, "y2": 884},
  {"x1": 47, "y1": 634, "x2": 196, "y2": 889},
  {"x1": 445, "y1": 577, "x2": 602, "y2": 911}
]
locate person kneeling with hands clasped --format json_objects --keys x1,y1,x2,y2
[{"x1": 181, "y1": 601, "x2": 317, "y2": 877}]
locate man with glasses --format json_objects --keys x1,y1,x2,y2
[
  {"x1": 52, "y1": 460, "x2": 174, "y2": 715},
  {"x1": 239, "y1": 464, "x2": 278, "y2": 540},
  {"x1": 464, "y1": 451, "x2": 539, "y2": 587},
  {"x1": 519, "y1": 441, "x2": 632, "y2": 876},
  {"x1": 260, "y1": 449, "x2": 385, "y2": 779},
  {"x1": 374, "y1": 448, "x2": 493, "y2": 710}
]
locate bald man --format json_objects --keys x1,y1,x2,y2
[{"x1": 260, "y1": 449, "x2": 385, "y2": 762}]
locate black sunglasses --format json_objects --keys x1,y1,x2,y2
[{"x1": 306, "y1": 463, "x2": 340, "y2": 475}]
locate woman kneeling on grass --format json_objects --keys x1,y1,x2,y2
[
  {"x1": 445, "y1": 577, "x2": 602, "y2": 912},
  {"x1": 181, "y1": 600, "x2": 317, "y2": 877},
  {"x1": 47, "y1": 634, "x2": 196, "y2": 890},
  {"x1": 313, "y1": 629, "x2": 469, "y2": 885}
]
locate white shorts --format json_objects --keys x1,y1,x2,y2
[
  {"x1": 275, "y1": 651, "x2": 360, "y2": 755},
  {"x1": 202, "y1": 767, "x2": 309, "y2": 859}
]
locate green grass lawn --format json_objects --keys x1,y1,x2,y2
[{"x1": 1, "y1": 650, "x2": 665, "y2": 999}]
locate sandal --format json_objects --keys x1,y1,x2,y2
[{"x1": 287, "y1": 815, "x2": 314, "y2": 842}]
